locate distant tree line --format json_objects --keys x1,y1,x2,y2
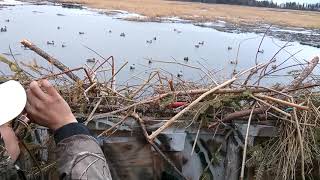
[{"x1": 177, "y1": 0, "x2": 320, "y2": 11}]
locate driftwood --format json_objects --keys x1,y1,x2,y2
[
  {"x1": 283, "y1": 56, "x2": 319, "y2": 92},
  {"x1": 20, "y1": 39, "x2": 81, "y2": 82}
]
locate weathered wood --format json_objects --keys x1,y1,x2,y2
[
  {"x1": 20, "y1": 39, "x2": 81, "y2": 82},
  {"x1": 283, "y1": 56, "x2": 319, "y2": 92}
]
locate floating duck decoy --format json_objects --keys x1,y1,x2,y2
[
  {"x1": 5, "y1": 19, "x2": 9, "y2": 22},
  {"x1": 258, "y1": 49, "x2": 264, "y2": 53},
  {"x1": 47, "y1": 40, "x2": 54, "y2": 45},
  {"x1": 62, "y1": 43, "x2": 66, "y2": 48},
  {"x1": 57, "y1": 26, "x2": 61, "y2": 30},
  {"x1": 195, "y1": 44, "x2": 200, "y2": 48},
  {"x1": 1, "y1": 26, "x2": 7, "y2": 32},
  {"x1": 199, "y1": 41, "x2": 204, "y2": 45},
  {"x1": 79, "y1": 32, "x2": 85, "y2": 35},
  {"x1": 146, "y1": 40, "x2": 152, "y2": 44},
  {"x1": 130, "y1": 64, "x2": 135, "y2": 70},
  {"x1": 86, "y1": 58, "x2": 96, "y2": 63},
  {"x1": 230, "y1": 60, "x2": 237, "y2": 65},
  {"x1": 227, "y1": 46, "x2": 232, "y2": 50},
  {"x1": 120, "y1": 32, "x2": 126, "y2": 37},
  {"x1": 177, "y1": 71, "x2": 183, "y2": 78},
  {"x1": 148, "y1": 59, "x2": 152, "y2": 64},
  {"x1": 153, "y1": 37, "x2": 157, "y2": 40},
  {"x1": 183, "y1": 57, "x2": 189, "y2": 62}
]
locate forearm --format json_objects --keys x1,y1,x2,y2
[{"x1": 54, "y1": 123, "x2": 112, "y2": 180}]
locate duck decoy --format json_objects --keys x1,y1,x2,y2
[
  {"x1": 153, "y1": 37, "x2": 157, "y2": 40},
  {"x1": 1, "y1": 26, "x2": 7, "y2": 32},
  {"x1": 47, "y1": 40, "x2": 54, "y2": 45},
  {"x1": 62, "y1": 43, "x2": 66, "y2": 48},
  {"x1": 146, "y1": 40, "x2": 152, "y2": 44},
  {"x1": 120, "y1": 32, "x2": 126, "y2": 37},
  {"x1": 199, "y1": 41, "x2": 204, "y2": 45},
  {"x1": 130, "y1": 64, "x2": 135, "y2": 70},
  {"x1": 195, "y1": 44, "x2": 200, "y2": 48},
  {"x1": 148, "y1": 59, "x2": 152, "y2": 64},
  {"x1": 227, "y1": 46, "x2": 232, "y2": 50},
  {"x1": 86, "y1": 58, "x2": 96, "y2": 63},
  {"x1": 183, "y1": 57, "x2": 189, "y2": 62},
  {"x1": 57, "y1": 26, "x2": 61, "y2": 30},
  {"x1": 79, "y1": 32, "x2": 85, "y2": 35},
  {"x1": 230, "y1": 60, "x2": 237, "y2": 65},
  {"x1": 5, "y1": 19, "x2": 9, "y2": 22}
]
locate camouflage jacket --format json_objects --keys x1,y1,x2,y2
[
  {"x1": 0, "y1": 123, "x2": 112, "y2": 180},
  {"x1": 54, "y1": 123, "x2": 112, "y2": 180}
]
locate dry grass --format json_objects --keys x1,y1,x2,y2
[{"x1": 60, "y1": 0, "x2": 320, "y2": 28}]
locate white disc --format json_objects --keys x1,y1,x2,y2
[{"x1": 0, "y1": 80, "x2": 27, "y2": 126}]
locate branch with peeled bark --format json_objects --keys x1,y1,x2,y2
[{"x1": 20, "y1": 39, "x2": 81, "y2": 82}]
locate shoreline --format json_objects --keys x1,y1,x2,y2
[{"x1": 2, "y1": 0, "x2": 320, "y2": 48}]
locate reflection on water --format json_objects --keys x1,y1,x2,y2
[{"x1": 0, "y1": 2, "x2": 319, "y2": 85}]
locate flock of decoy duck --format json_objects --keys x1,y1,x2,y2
[{"x1": 1, "y1": 18, "x2": 266, "y2": 78}]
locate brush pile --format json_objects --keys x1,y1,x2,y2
[{"x1": 1, "y1": 39, "x2": 320, "y2": 179}]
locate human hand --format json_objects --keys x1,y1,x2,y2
[
  {"x1": 0, "y1": 124, "x2": 20, "y2": 162},
  {"x1": 25, "y1": 80, "x2": 77, "y2": 131}
]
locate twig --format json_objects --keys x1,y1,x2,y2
[
  {"x1": 292, "y1": 101, "x2": 305, "y2": 180},
  {"x1": 255, "y1": 94, "x2": 309, "y2": 110},
  {"x1": 250, "y1": 94, "x2": 291, "y2": 117},
  {"x1": 21, "y1": 39, "x2": 81, "y2": 82},
  {"x1": 131, "y1": 112, "x2": 187, "y2": 180},
  {"x1": 240, "y1": 106, "x2": 255, "y2": 180}
]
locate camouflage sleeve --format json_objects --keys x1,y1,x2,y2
[{"x1": 54, "y1": 123, "x2": 112, "y2": 180}]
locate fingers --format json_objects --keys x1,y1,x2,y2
[
  {"x1": 41, "y1": 80, "x2": 59, "y2": 97},
  {"x1": 29, "y1": 81, "x2": 47, "y2": 100}
]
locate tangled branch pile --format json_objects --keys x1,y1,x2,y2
[{"x1": 1, "y1": 39, "x2": 320, "y2": 179}]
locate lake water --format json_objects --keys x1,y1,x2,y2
[{"x1": 0, "y1": 1, "x2": 319, "y2": 85}]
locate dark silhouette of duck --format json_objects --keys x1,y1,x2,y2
[
  {"x1": 62, "y1": 43, "x2": 66, "y2": 48},
  {"x1": 227, "y1": 46, "x2": 232, "y2": 50},
  {"x1": 47, "y1": 40, "x2": 55, "y2": 45},
  {"x1": 184, "y1": 57, "x2": 189, "y2": 62},
  {"x1": 1, "y1": 26, "x2": 7, "y2": 32},
  {"x1": 86, "y1": 58, "x2": 96, "y2": 63},
  {"x1": 57, "y1": 26, "x2": 61, "y2": 30},
  {"x1": 79, "y1": 32, "x2": 85, "y2": 35},
  {"x1": 177, "y1": 71, "x2": 183, "y2": 78},
  {"x1": 109, "y1": 30, "x2": 112, "y2": 33},
  {"x1": 130, "y1": 64, "x2": 135, "y2": 70},
  {"x1": 148, "y1": 59, "x2": 152, "y2": 64},
  {"x1": 5, "y1": 19, "x2": 9, "y2": 22},
  {"x1": 120, "y1": 33, "x2": 126, "y2": 37},
  {"x1": 153, "y1": 37, "x2": 157, "y2": 40},
  {"x1": 195, "y1": 44, "x2": 200, "y2": 48},
  {"x1": 199, "y1": 41, "x2": 204, "y2": 45},
  {"x1": 146, "y1": 40, "x2": 152, "y2": 44}
]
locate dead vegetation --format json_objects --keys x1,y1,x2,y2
[
  {"x1": 1, "y1": 36, "x2": 320, "y2": 179},
  {"x1": 58, "y1": 0, "x2": 320, "y2": 28}
]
